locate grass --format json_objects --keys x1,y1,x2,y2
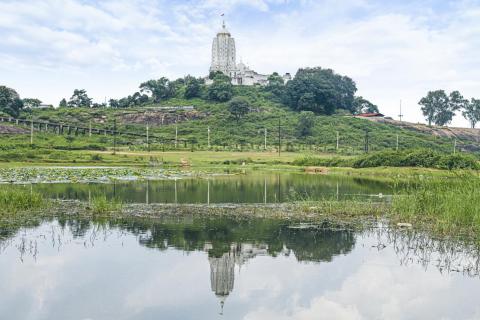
[
  {"x1": 391, "y1": 173, "x2": 480, "y2": 238},
  {"x1": 90, "y1": 196, "x2": 123, "y2": 214},
  {"x1": 0, "y1": 188, "x2": 47, "y2": 214}
]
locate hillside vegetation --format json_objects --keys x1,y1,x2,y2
[{"x1": 11, "y1": 87, "x2": 471, "y2": 155}]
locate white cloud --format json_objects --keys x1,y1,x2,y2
[{"x1": 1, "y1": 0, "x2": 479, "y2": 126}]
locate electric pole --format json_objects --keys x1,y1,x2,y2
[
  {"x1": 336, "y1": 131, "x2": 339, "y2": 152},
  {"x1": 30, "y1": 118, "x2": 34, "y2": 147},
  {"x1": 396, "y1": 134, "x2": 399, "y2": 151},
  {"x1": 146, "y1": 123, "x2": 150, "y2": 152},
  {"x1": 113, "y1": 119, "x2": 117, "y2": 155},
  {"x1": 208, "y1": 126, "x2": 211, "y2": 149},
  {"x1": 264, "y1": 128, "x2": 267, "y2": 151},
  {"x1": 278, "y1": 118, "x2": 281, "y2": 156},
  {"x1": 175, "y1": 121, "x2": 178, "y2": 149},
  {"x1": 364, "y1": 129, "x2": 369, "y2": 153},
  {"x1": 398, "y1": 100, "x2": 404, "y2": 122},
  {"x1": 454, "y1": 138, "x2": 457, "y2": 154}
]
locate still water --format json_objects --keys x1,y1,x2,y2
[
  {"x1": 1, "y1": 216, "x2": 479, "y2": 320},
  {"x1": 15, "y1": 173, "x2": 391, "y2": 204}
]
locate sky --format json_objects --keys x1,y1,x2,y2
[{"x1": 1, "y1": 0, "x2": 480, "y2": 127}]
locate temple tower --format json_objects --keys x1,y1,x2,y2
[{"x1": 210, "y1": 21, "x2": 237, "y2": 77}]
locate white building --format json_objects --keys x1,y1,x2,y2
[{"x1": 208, "y1": 21, "x2": 291, "y2": 86}]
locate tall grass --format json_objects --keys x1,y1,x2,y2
[
  {"x1": 0, "y1": 188, "x2": 47, "y2": 214},
  {"x1": 91, "y1": 196, "x2": 123, "y2": 214},
  {"x1": 392, "y1": 174, "x2": 480, "y2": 236}
]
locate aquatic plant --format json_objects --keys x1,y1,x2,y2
[
  {"x1": 0, "y1": 188, "x2": 46, "y2": 214},
  {"x1": 90, "y1": 196, "x2": 123, "y2": 214},
  {"x1": 392, "y1": 173, "x2": 480, "y2": 237}
]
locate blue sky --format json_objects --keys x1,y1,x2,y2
[{"x1": 1, "y1": 0, "x2": 480, "y2": 126}]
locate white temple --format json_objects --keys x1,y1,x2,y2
[{"x1": 208, "y1": 21, "x2": 291, "y2": 86}]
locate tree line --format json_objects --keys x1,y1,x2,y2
[
  {"x1": 52, "y1": 67, "x2": 379, "y2": 115},
  {"x1": 419, "y1": 90, "x2": 480, "y2": 128}
]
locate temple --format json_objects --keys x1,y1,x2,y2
[{"x1": 208, "y1": 21, "x2": 291, "y2": 86}]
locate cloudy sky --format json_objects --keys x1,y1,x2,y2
[{"x1": 1, "y1": 0, "x2": 480, "y2": 127}]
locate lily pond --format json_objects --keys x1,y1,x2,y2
[{"x1": 1, "y1": 168, "x2": 480, "y2": 319}]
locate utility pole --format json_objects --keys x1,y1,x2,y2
[
  {"x1": 30, "y1": 118, "x2": 34, "y2": 147},
  {"x1": 146, "y1": 123, "x2": 150, "y2": 152},
  {"x1": 364, "y1": 129, "x2": 369, "y2": 153},
  {"x1": 207, "y1": 126, "x2": 211, "y2": 149},
  {"x1": 278, "y1": 118, "x2": 281, "y2": 156},
  {"x1": 396, "y1": 134, "x2": 399, "y2": 151},
  {"x1": 454, "y1": 138, "x2": 457, "y2": 154},
  {"x1": 113, "y1": 119, "x2": 117, "y2": 155},
  {"x1": 175, "y1": 122, "x2": 178, "y2": 149},
  {"x1": 398, "y1": 100, "x2": 404, "y2": 122},
  {"x1": 264, "y1": 128, "x2": 267, "y2": 151},
  {"x1": 89, "y1": 120, "x2": 92, "y2": 137},
  {"x1": 336, "y1": 131, "x2": 339, "y2": 152}
]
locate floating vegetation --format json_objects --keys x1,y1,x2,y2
[{"x1": 0, "y1": 167, "x2": 200, "y2": 184}]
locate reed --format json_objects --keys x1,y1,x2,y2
[
  {"x1": 392, "y1": 173, "x2": 480, "y2": 236},
  {"x1": 91, "y1": 196, "x2": 123, "y2": 214},
  {"x1": 0, "y1": 188, "x2": 47, "y2": 214}
]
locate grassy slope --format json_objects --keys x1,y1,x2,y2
[
  {"x1": 14, "y1": 86, "x2": 465, "y2": 154},
  {"x1": 1, "y1": 86, "x2": 475, "y2": 167}
]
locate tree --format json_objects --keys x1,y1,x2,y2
[
  {"x1": 140, "y1": 77, "x2": 175, "y2": 102},
  {"x1": 265, "y1": 72, "x2": 285, "y2": 100},
  {"x1": 283, "y1": 67, "x2": 357, "y2": 115},
  {"x1": 109, "y1": 99, "x2": 119, "y2": 108},
  {"x1": 22, "y1": 98, "x2": 42, "y2": 109},
  {"x1": 184, "y1": 76, "x2": 203, "y2": 99},
  {"x1": 59, "y1": 98, "x2": 67, "y2": 108},
  {"x1": 462, "y1": 98, "x2": 480, "y2": 128},
  {"x1": 353, "y1": 96, "x2": 379, "y2": 114},
  {"x1": 419, "y1": 90, "x2": 465, "y2": 126},
  {"x1": 228, "y1": 97, "x2": 250, "y2": 121},
  {"x1": 68, "y1": 89, "x2": 92, "y2": 108},
  {"x1": 208, "y1": 76, "x2": 233, "y2": 102},
  {"x1": 297, "y1": 111, "x2": 315, "y2": 137},
  {"x1": 0, "y1": 86, "x2": 24, "y2": 117}
]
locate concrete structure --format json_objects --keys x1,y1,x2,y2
[{"x1": 208, "y1": 21, "x2": 291, "y2": 86}]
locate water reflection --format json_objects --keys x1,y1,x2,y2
[
  {"x1": 1, "y1": 216, "x2": 480, "y2": 319},
  {"x1": 11, "y1": 173, "x2": 392, "y2": 204}
]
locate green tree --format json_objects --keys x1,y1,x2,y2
[
  {"x1": 265, "y1": 72, "x2": 285, "y2": 100},
  {"x1": 22, "y1": 98, "x2": 42, "y2": 109},
  {"x1": 139, "y1": 77, "x2": 175, "y2": 102},
  {"x1": 184, "y1": 76, "x2": 203, "y2": 99},
  {"x1": 419, "y1": 90, "x2": 465, "y2": 126},
  {"x1": 68, "y1": 89, "x2": 92, "y2": 108},
  {"x1": 109, "y1": 99, "x2": 119, "y2": 108},
  {"x1": 0, "y1": 86, "x2": 24, "y2": 117},
  {"x1": 297, "y1": 111, "x2": 315, "y2": 137},
  {"x1": 208, "y1": 76, "x2": 233, "y2": 102},
  {"x1": 59, "y1": 98, "x2": 67, "y2": 108},
  {"x1": 462, "y1": 98, "x2": 480, "y2": 128},
  {"x1": 283, "y1": 67, "x2": 357, "y2": 115},
  {"x1": 228, "y1": 96, "x2": 250, "y2": 121},
  {"x1": 353, "y1": 96, "x2": 379, "y2": 114}
]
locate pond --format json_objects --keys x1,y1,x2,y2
[
  {"x1": 10, "y1": 172, "x2": 391, "y2": 204},
  {"x1": 1, "y1": 215, "x2": 479, "y2": 319}
]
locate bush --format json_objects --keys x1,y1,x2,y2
[{"x1": 352, "y1": 149, "x2": 479, "y2": 170}]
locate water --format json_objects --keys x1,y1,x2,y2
[
  {"x1": 1, "y1": 216, "x2": 480, "y2": 320},
  {"x1": 13, "y1": 172, "x2": 391, "y2": 204}
]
